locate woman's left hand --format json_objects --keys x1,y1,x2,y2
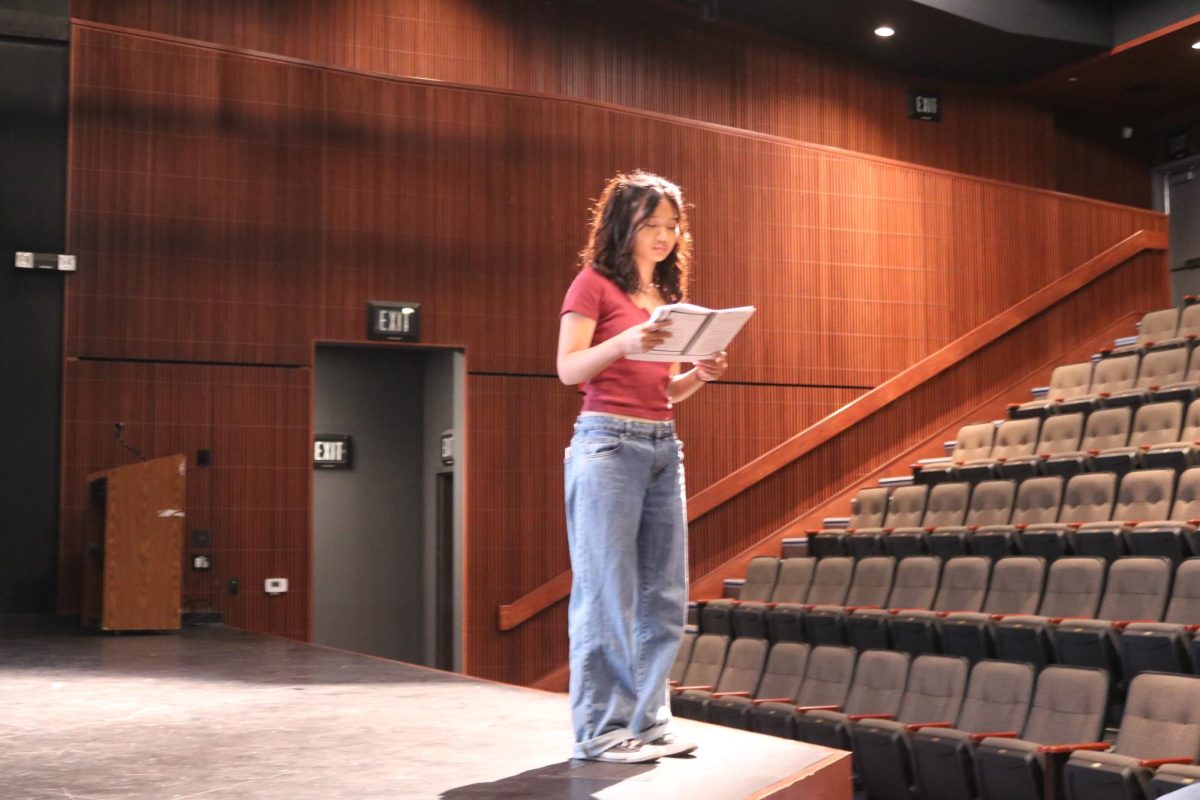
[{"x1": 695, "y1": 351, "x2": 728, "y2": 383}]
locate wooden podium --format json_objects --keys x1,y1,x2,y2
[{"x1": 83, "y1": 455, "x2": 185, "y2": 631}]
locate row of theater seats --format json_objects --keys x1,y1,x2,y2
[
  {"x1": 669, "y1": 637, "x2": 1200, "y2": 800},
  {"x1": 810, "y1": 469, "x2": 1200, "y2": 564},
  {"x1": 695, "y1": 555, "x2": 1200, "y2": 681},
  {"x1": 917, "y1": 396, "x2": 1200, "y2": 488},
  {"x1": 1010, "y1": 302, "x2": 1200, "y2": 420}
]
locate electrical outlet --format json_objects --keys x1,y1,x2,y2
[{"x1": 265, "y1": 578, "x2": 288, "y2": 595}]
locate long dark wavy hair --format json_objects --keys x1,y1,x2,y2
[{"x1": 578, "y1": 170, "x2": 691, "y2": 304}]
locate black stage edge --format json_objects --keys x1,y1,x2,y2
[{"x1": 0, "y1": 624, "x2": 850, "y2": 799}]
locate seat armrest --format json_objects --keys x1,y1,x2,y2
[
  {"x1": 849, "y1": 713, "x2": 895, "y2": 721},
  {"x1": 673, "y1": 685, "x2": 714, "y2": 692},
  {"x1": 1141, "y1": 757, "x2": 1193, "y2": 768},
  {"x1": 905, "y1": 721, "x2": 952, "y2": 731},
  {"x1": 1184, "y1": 624, "x2": 1200, "y2": 633},
  {"x1": 845, "y1": 604, "x2": 882, "y2": 612},
  {"x1": 752, "y1": 697, "x2": 797, "y2": 705},
  {"x1": 795, "y1": 704, "x2": 841, "y2": 713},
  {"x1": 935, "y1": 611, "x2": 953, "y2": 618},
  {"x1": 990, "y1": 614, "x2": 1010, "y2": 621},
  {"x1": 1038, "y1": 742, "x2": 1110, "y2": 754},
  {"x1": 969, "y1": 731, "x2": 1019, "y2": 743},
  {"x1": 710, "y1": 691, "x2": 752, "y2": 698},
  {"x1": 668, "y1": 680, "x2": 679, "y2": 687},
  {"x1": 1113, "y1": 619, "x2": 1155, "y2": 629},
  {"x1": 1047, "y1": 617, "x2": 1066, "y2": 624}
]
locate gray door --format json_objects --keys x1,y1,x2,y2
[{"x1": 1169, "y1": 167, "x2": 1200, "y2": 302}]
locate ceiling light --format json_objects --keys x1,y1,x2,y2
[
  {"x1": 875, "y1": 26, "x2": 895, "y2": 38},
  {"x1": 1068, "y1": 76, "x2": 1079, "y2": 82},
  {"x1": 1192, "y1": 40, "x2": 1200, "y2": 49}
]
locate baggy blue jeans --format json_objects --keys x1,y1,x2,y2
[{"x1": 564, "y1": 414, "x2": 688, "y2": 757}]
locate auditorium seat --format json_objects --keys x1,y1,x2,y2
[
  {"x1": 708, "y1": 641, "x2": 810, "y2": 730},
  {"x1": 669, "y1": 630, "x2": 697, "y2": 685},
  {"x1": 1129, "y1": 469, "x2": 1200, "y2": 565},
  {"x1": 1020, "y1": 472, "x2": 1117, "y2": 563},
  {"x1": 848, "y1": 484, "x2": 929, "y2": 559},
  {"x1": 766, "y1": 556, "x2": 853, "y2": 643},
  {"x1": 793, "y1": 649, "x2": 911, "y2": 751},
  {"x1": 1073, "y1": 469, "x2": 1175, "y2": 563},
  {"x1": 846, "y1": 556, "x2": 942, "y2": 651},
  {"x1": 1142, "y1": 398, "x2": 1200, "y2": 472},
  {"x1": 888, "y1": 482, "x2": 971, "y2": 558},
  {"x1": 1052, "y1": 556, "x2": 1172, "y2": 680},
  {"x1": 701, "y1": 555, "x2": 779, "y2": 636},
  {"x1": 1092, "y1": 402, "x2": 1185, "y2": 477},
  {"x1": 804, "y1": 556, "x2": 896, "y2": 645},
  {"x1": 1152, "y1": 763, "x2": 1200, "y2": 797},
  {"x1": 890, "y1": 556, "x2": 991, "y2": 656},
  {"x1": 1043, "y1": 408, "x2": 1132, "y2": 478},
  {"x1": 1108, "y1": 347, "x2": 1189, "y2": 408},
  {"x1": 1150, "y1": 301, "x2": 1200, "y2": 354},
  {"x1": 916, "y1": 423, "x2": 995, "y2": 485},
  {"x1": 733, "y1": 556, "x2": 816, "y2": 639},
  {"x1": 970, "y1": 475, "x2": 1064, "y2": 560},
  {"x1": 1150, "y1": 343, "x2": 1200, "y2": 405},
  {"x1": 1119, "y1": 558, "x2": 1200, "y2": 679},
  {"x1": 1057, "y1": 353, "x2": 1142, "y2": 416},
  {"x1": 1113, "y1": 307, "x2": 1182, "y2": 356},
  {"x1": 750, "y1": 645, "x2": 856, "y2": 739},
  {"x1": 1061, "y1": 672, "x2": 1200, "y2": 800},
  {"x1": 958, "y1": 418, "x2": 1041, "y2": 484},
  {"x1": 940, "y1": 556, "x2": 1046, "y2": 664},
  {"x1": 928, "y1": 478, "x2": 1016, "y2": 560},
  {"x1": 999, "y1": 413, "x2": 1085, "y2": 481},
  {"x1": 850, "y1": 654, "x2": 970, "y2": 800},
  {"x1": 993, "y1": 556, "x2": 1107, "y2": 669},
  {"x1": 973, "y1": 666, "x2": 1110, "y2": 800},
  {"x1": 809, "y1": 486, "x2": 890, "y2": 558},
  {"x1": 669, "y1": 633, "x2": 728, "y2": 695},
  {"x1": 672, "y1": 636, "x2": 768, "y2": 720},
  {"x1": 910, "y1": 660, "x2": 1037, "y2": 800},
  {"x1": 1012, "y1": 362, "x2": 1094, "y2": 419}
]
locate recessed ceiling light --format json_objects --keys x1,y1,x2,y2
[
  {"x1": 875, "y1": 26, "x2": 895, "y2": 38},
  {"x1": 1068, "y1": 76, "x2": 1079, "y2": 82},
  {"x1": 1192, "y1": 40, "x2": 1200, "y2": 49}
]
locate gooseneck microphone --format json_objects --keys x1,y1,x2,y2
[{"x1": 113, "y1": 422, "x2": 148, "y2": 462}]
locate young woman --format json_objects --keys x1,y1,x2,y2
[{"x1": 557, "y1": 171, "x2": 728, "y2": 764}]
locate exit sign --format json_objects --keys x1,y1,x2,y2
[
  {"x1": 368, "y1": 300, "x2": 421, "y2": 341},
  {"x1": 908, "y1": 90, "x2": 941, "y2": 122},
  {"x1": 314, "y1": 434, "x2": 352, "y2": 469}
]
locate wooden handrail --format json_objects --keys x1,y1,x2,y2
[{"x1": 498, "y1": 229, "x2": 1167, "y2": 632}]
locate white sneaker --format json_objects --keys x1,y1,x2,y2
[
  {"x1": 648, "y1": 732, "x2": 697, "y2": 757},
  {"x1": 589, "y1": 738, "x2": 665, "y2": 764}
]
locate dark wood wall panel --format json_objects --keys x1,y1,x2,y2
[
  {"x1": 71, "y1": 0, "x2": 1150, "y2": 206},
  {"x1": 64, "y1": 24, "x2": 1165, "y2": 681},
  {"x1": 60, "y1": 360, "x2": 310, "y2": 641}
]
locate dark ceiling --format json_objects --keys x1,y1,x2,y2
[{"x1": 679, "y1": 0, "x2": 1200, "y2": 124}]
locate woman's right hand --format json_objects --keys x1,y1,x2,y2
[{"x1": 614, "y1": 320, "x2": 671, "y2": 355}]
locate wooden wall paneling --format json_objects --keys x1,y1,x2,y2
[
  {"x1": 208, "y1": 365, "x2": 310, "y2": 641},
  {"x1": 70, "y1": 0, "x2": 1152, "y2": 204}
]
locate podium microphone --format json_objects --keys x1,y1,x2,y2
[{"x1": 114, "y1": 421, "x2": 148, "y2": 462}]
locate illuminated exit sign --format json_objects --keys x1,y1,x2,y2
[{"x1": 908, "y1": 90, "x2": 941, "y2": 122}]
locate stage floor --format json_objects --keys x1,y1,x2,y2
[{"x1": 0, "y1": 622, "x2": 848, "y2": 799}]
